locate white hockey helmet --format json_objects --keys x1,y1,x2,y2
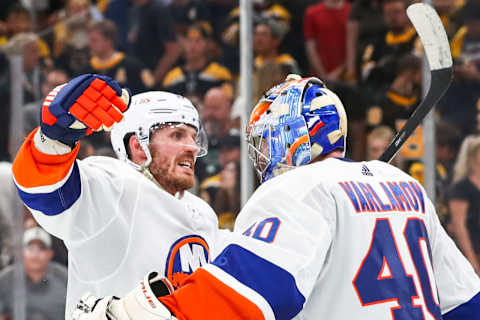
[{"x1": 110, "y1": 91, "x2": 208, "y2": 170}]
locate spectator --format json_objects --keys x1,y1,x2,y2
[
  {"x1": 253, "y1": 18, "x2": 299, "y2": 74},
  {"x1": 219, "y1": 1, "x2": 291, "y2": 75},
  {"x1": 23, "y1": 68, "x2": 69, "y2": 134},
  {"x1": 3, "y1": 33, "x2": 45, "y2": 104},
  {"x1": 2, "y1": 4, "x2": 32, "y2": 40},
  {"x1": 201, "y1": 86, "x2": 235, "y2": 142},
  {"x1": 0, "y1": 227, "x2": 67, "y2": 319},
  {"x1": 163, "y1": 23, "x2": 233, "y2": 101},
  {"x1": 0, "y1": 162, "x2": 14, "y2": 270},
  {"x1": 0, "y1": 3, "x2": 52, "y2": 66},
  {"x1": 273, "y1": 0, "x2": 317, "y2": 74},
  {"x1": 0, "y1": 32, "x2": 45, "y2": 161},
  {"x1": 196, "y1": 87, "x2": 236, "y2": 181},
  {"x1": 304, "y1": 0, "x2": 351, "y2": 81},
  {"x1": 365, "y1": 125, "x2": 394, "y2": 161},
  {"x1": 434, "y1": 0, "x2": 464, "y2": 39},
  {"x1": 370, "y1": 54, "x2": 423, "y2": 175},
  {"x1": 53, "y1": 0, "x2": 102, "y2": 76},
  {"x1": 448, "y1": 135, "x2": 480, "y2": 274},
  {"x1": 0, "y1": 53, "x2": 10, "y2": 161},
  {"x1": 169, "y1": 0, "x2": 212, "y2": 36},
  {"x1": 434, "y1": 120, "x2": 462, "y2": 226},
  {"x1": 439, "y1": 1, "x2": 480, "y2": 140},
  {"x1": 345, "y1": 0, "x2": 386, "y2": 84},
  {"x1": 98, "y1": 0, "x2": 130, "y2": 51},
  {"x1": 366, "y1": 54, "x2": 422, "y2": 132},
  {"x1": 129, "y1": 0, "x2": 182, "y2": 84},
  {"x1": 23, "y1": 210, "x2": 69, "y2": 267},
  {"x1": 85, "y1": 19, "x2": 154, "y2": 94},
  {"x1": 0, "y1": 0, "x2": 15, "y2": 21},
  {"x1": 213, "y1": 160, "x2": 241, "y2": 230},
  {"x1": 361, "y1": 0, "x2": 421, "y2": 95},
  {"x1": 200, "y1": 132, "x2": 241, "y2": 204}
]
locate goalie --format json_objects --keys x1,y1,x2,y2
[{"x1": 73, "y1": 76, "x2": 480, "y2": 320}]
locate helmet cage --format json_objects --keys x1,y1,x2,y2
[
  {"x1": 247, "y1": 114, "x2": 312, "y2": 182},
  {"x1": 247, "y1": 76, "x2": 347, "y2": 183},
  {"x1": 131, "y1": 121, "x2": 208, "y2": 171},
  {"x1": 148, "y1": 122, "x2": 208, "y2": 157}
]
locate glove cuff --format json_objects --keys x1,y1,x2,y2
[
  {"x1": 120, "y1": 272, "x2": 176, "y2": 319},
  {"x1": 34, "y1": 129, "x2": 73, "y2": 155}
]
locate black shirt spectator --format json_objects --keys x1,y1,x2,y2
[
  {"x1": 85, "y1": 20, "x2": 154, "y2": 94},
  {"x1": 162, "y1": 24, "x2": 232, "y2": 101},
  {"x1": 128, "y1": 0, "x2": 181, "y2": 84},
  {"x1": 448, "y1": 179, "x2": 480, "y2": 253}
]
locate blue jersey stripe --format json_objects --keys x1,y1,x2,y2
[
  {"x1": 443, "y1": 291, "x2": 480, "y2": 320},
  {"x1": 212, "y1": 244, "x2": 305, "y2": 319},
  {"x1": 16, "y1": 162, "x2": 81, "y2": 216}
]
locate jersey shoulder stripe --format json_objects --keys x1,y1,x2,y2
[
  {"x1": 443, "y1": 291, "x2": 480, "y2": 319},
  {"x1": 16, "y1": 161, "x2": 81, "y2": 215}
]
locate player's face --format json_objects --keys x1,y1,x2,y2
[{"x1": 148, "y1": 125, "x2": 199, "y2": 195}]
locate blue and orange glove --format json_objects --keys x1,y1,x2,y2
[{"x1": 40, "y1": 74, "x2": 131, "y2": 146}]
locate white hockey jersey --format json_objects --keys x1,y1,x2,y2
[
  {"x1": 12, "y1": 129, "x2": 219, "y2": 318},
  {"x1": 160, "y1": 158, "x2": 480, "y2": 319}
]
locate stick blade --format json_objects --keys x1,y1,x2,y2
[{"x1": 407, "y1": 3, "x2": 452, "y2": 71}]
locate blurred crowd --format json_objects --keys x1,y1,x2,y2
[{"x1": 0, "y1": 0, "x2": 479, "y2": 318}]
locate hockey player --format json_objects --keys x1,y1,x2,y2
[
  {"x1": 74, "y1": 75, "x2": 480, "y2": 319},
  {"x1": 11, "y1": 74, "x2": 219, "y2": 318}
]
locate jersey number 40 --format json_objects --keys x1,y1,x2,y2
[{"x1": 353, "y1": 217, "x2": 442, "y2": 319}]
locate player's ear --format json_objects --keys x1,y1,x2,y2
[{"x1": 128, "y1": 134, "x2": 147, "y2": 164}]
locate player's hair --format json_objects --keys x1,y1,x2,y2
[
  {"x1": 123, "y1": 132, "x2": 135, "y2": 159},
  {"x1": 453, "y1": 135, "x2": 480, "y2": 183},
  {"x1": 87, "y1": 19, "x2": 118, "y2": 44},
  {"x1": 367, "y1": 126, "x2": 395, "y2": 143}
]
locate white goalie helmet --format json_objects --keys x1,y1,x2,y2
[{"x1": 110, "y1": 91, "x2": 208, "y2": 171}]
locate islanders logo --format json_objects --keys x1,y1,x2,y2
[{"x1": 165, "y1": 235, "x2": 210, "y2": 289}]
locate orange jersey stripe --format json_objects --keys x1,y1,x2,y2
[
  {"x1": 160, "y1": 268, "x2": 264, "y2": 320},
  {"x1": 12, "y1": 128, "x2": 81, "y2": 188}
]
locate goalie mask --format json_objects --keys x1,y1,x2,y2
[
  {"x1": 247, "y1": 75, "x2": 347, "y2": 183},
  {"x1": 111, "y1": 91, "x2": 208, "y2": 171}
]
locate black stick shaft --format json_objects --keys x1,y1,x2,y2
[{"x1": 379, "y1": 68, "x2": 452, "y2": 162}]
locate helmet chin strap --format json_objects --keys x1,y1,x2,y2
[
  {"x1": 123, "y1": 128, "x2": 154, "y2": 176},
  {"x1": 135, "y1": 126, "x2": 153, "y2": 169}
]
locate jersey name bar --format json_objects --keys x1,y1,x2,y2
[{"x1": 339, "y1": 180, "x2": 425, "y2": 214}]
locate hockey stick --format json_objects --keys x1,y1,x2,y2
[{"x1": 379, "y1": 3, "x2": 452, "y2": 163}]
